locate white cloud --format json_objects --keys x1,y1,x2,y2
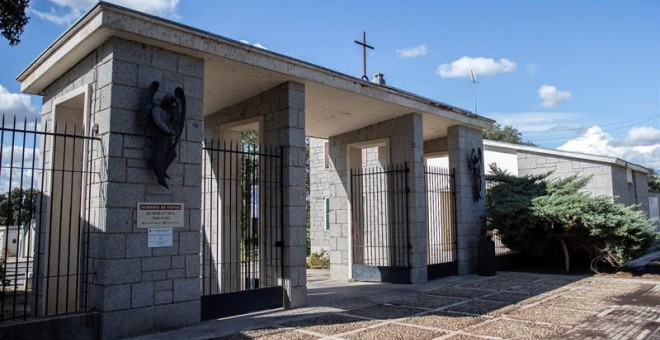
[
  {"x1": 538, "y1": 85, "x2": 571, "y2": 107},
  {"x1": 527, "y1": 63, "x2": 539, "y2": 76},
  {"x1": 32, "y1": 0, "x2": 180, "y2": 25},
  {"x1": 489, "y1": 112, "x2": 579, "y2": 133},
  {"x1": 0, "y1": 145, "x2": 40, "y2": 192},
  {"x1": 396, "y1": 44, "x2": 428, "y2": 58},
  {"x1": 620, "y1": 126, "x2": 660, "y2": 146},
  {"x1": 558, "y1": 125, "x2": 660, "y2": 170},
  {"x1": 436, "y1": 57, "x2": 516, "y2": 78},
  {"x1": 0, "y1": 85, "x2": 40, "y2": 124},
  {"x1": 239, "y1": 39, "x2": 268, "y2": 50}
]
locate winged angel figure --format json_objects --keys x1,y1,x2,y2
[{"x1": 142, "y1": 81, "x2": 186, "y2": 189}]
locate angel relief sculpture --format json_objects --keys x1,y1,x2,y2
[
  {"x1": 471, "y1": 147, "x2": 483, "y2": 201},
  {"x1": 142, "y1": 81, "x2": 186, "y2": 189}
]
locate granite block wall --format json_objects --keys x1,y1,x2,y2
[
  {"x1": 518, "y1": 151, "x2": 614, "y2": 198},
  {"x1": 41, "y1": 37, "x2": 204, "y2": 339}
]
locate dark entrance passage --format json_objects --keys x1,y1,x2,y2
[
  {"x1": 350, "y1": 163, "x2": 410, "y2": 283},
  {"x1": 425, "y1": 166, "x2": 457, "y2": 279},
  {"x1": 201, "y1": 142, "x2": 283, "y2": 320}
]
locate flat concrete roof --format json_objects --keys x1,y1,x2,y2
[
  {"x1": 17, "y1": 2, "x2": 494, "y2": 140},
  {"x1": 484, "y1": 139, "x2": 652, "y2": 174}
]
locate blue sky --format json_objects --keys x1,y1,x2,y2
[{"x1": 1, "y1": 0, "x2": 659, "y2": 169}]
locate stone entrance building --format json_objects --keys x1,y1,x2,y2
[{"x1": 9, "y1": 2, "x2": 493, "y2": 338}]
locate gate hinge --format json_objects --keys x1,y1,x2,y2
[{"x1": 275, "y1": 241, "x2": 284, "y2": 247}]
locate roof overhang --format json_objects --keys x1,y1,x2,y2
[
  {"x1": 18, "y1": 2, "x2": 494, "y2": 140},
  {"x1": 484, "y1": 140, "x2": 652, "y2": 174}
]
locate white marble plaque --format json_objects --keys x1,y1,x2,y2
[{"x1": 148, "y1": 227, "x2": 173, "y2": 248}]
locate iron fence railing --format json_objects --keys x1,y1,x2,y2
[
  {"x1": 350, "y1": 163, "x2": 409, "y2": 267},
  {"x1": 201, "y1": 141, "x2": 283, "y2": 296},
  {"x1": 425, "y1": 166, "x2": 457, "y2": 265},
  {"x1": 0, "y1": 116, "x2": 99, "y2": 323}
]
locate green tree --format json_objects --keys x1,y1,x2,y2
[
  {"x1": 487, "y1": 167, "x2": 656, "y2": 272},
  {"x1": 648, "y1": 171, "x2": 660, "y2": 192},
  {"x1": 0, "y1": 0, "x2": 30, "y2": 46},
  {"x1": 0, "y1": 188, "x2": 39, "y2": 226},
  {"x1": 483, "y1": 123, "x2": 536, "y2": 146}
]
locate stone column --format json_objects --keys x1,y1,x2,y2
[
  {"x1": 402, "y1": 114, "x2": 427, "y2": 283},
  {"x1": 88, "y1": 38, "x2": 204, "y2": 338},
  {"x1": 447, "y1": 125, "x2": 486, "y2": 275},
  {"x1": 268, "y1": 83, "x2": 307, "y2": 308}
]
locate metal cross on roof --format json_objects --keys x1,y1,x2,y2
[{"x1": 354, "y1": 31, "x2": 374, "y2": 81}]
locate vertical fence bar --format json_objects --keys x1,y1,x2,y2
[
  {"x1": 23, "y1": 119, "x2": 39, "y2": 319},
  {"x1": 0, "y1": 116, "x2": 6, "y2": 322},
  {"x1": 34, "y1": 120, "x2": 47, "y2": 319},
  {"x1": 201, "y1": 142, "x2": 206, "y2": 296}
]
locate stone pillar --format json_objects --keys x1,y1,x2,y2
[
  {"x1": 273, "y1": 83, "x2": 307, "y2": 308},
  {"x1": 404, "y1": 115, "x2": 427, "y2": 283},
  {"x1": 447, "y1": 125, "x2": 486, "y2": 275},
  {"x1": 87, "y1": 38, "x2": 204, "y2": 338}
]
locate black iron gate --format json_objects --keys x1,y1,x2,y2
[
  {"x1": 0, "y1": 117, "x2": 99, "y2": 323},
  {"x1": 201, "y1": 141, "x2": 283, "y2": 320},
  {"x1": 425, "y1": 166, "x2": 457, "y2": 279},
  {"x1": 350, "y1": 163, "x2": 410, "y2": 283}
]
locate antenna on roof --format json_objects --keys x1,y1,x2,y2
[{"x1": 470, "y1": 70, "x2": 478, "y2": 115}]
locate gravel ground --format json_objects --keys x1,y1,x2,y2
[
  {"x1": 540, "y1": 295, "x2": 612, "y2": 312},
  {"x1": 283, "y1": 314, "x2": 380, "y2": 336},
  {"x1": 444, "y1": 300, "x2": 514, "y2": 316},
  {"x1": 507, "y1": 306, "x2": 595, "y2": 325},
  {"x1": 507, "y1": 283, "x2": 567, "y2": 295},
  {"x1": 216, "y1": 327, "x2": 318, "y2": 340},
  {"x1": 465, "y1": 319, "x2": 567, "y2": 339},
  {"x1": 400, "y1": 311, "x2": 490, "y2": 330},
  {"x1": 460, "y1": 280, "x2": 526, "y2": 291},
  {"x1": 345, "y1": 304, "x2": 426, "y2": 320},
  {"x1": 386, "y1": 293, "x2": 465, "y2": 309},
  {"x1": 344, "y1": 323, "x2": 446, "y2": 340},
  {"x1": 141, "y1": 272, "x2": 660, "y2": 340},
  {"x1": 478, "y1": 291, "x2": 533, "y2": 304},
  {"x1": 425, "y1": 286, "x2": 495, "y2": 299},
  {"x1": 444, "y1": 334, "x2": 495, "y2": 340}
]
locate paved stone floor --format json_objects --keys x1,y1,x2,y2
[{"x1": 133, "y1": 271, "x2": 660, "y2": 340}]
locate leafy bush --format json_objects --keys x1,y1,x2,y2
[
  {"x1": 306, "y1": 250, "x2": 330, "y2": 269},
  {"x1": 487, "y1": 167, "x2": 657, "y2": 272}
]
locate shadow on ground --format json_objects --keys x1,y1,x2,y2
[{"x1": 133, "y1": 271, "x2": 660, "y2": 340}]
